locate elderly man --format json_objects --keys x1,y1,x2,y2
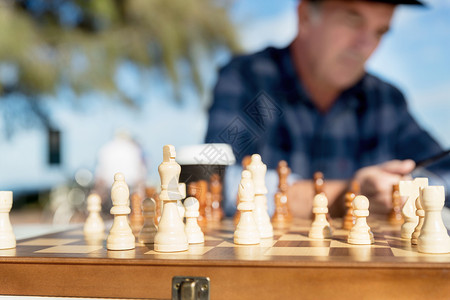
[{"x1": 205, "y1": 0, "x2": 450, "y2": 217}]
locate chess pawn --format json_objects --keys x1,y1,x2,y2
[
  {"x1": 400, "y1": 178, "x2": 428, "y2": 240},
  {"x1": 271, "y1": 160, "x2": 292, "y2": 229},
  {"x1": 129, "y1": 193, "x2": 144, "y2": 236},
  {"x1": 417, "y1": 186, "x2": 450, "y2": 254},
  {"x1": 343, "y1": 181, "x2": 359, "y2": 230},
  {"x1": 0, "y1": 191, "x2": 16, "y2": 249},
  {"x1": 234, "y1": 170, "x2": 260, "y2": 245},
  {"x1": 154, "y1": 145, "x2": 188, "y2": 252},
  {"x1": 309, "y1": 193, "x2": 332, "y2": 239},
  {"x1": 184, "y1": 197, "x2": 204, "y2": 244},
  {"x1": 411, "y1": 192, "x2": 425, "y2": 245},
  {"x1": 247, "y1": 154, "x2": 273, "y2": 239},
  {"x1": 84, "y1": 193, "x2": 105, "y2": 235},
  {"x1": 389, "y1": 184, "x2": 404, "y2": 225},
  {"x1": 348, "y1": 195, "x2": 374, "y2": 245},
  {"x1": 106, "y1": 173, "x2": 136, "y2": 250},
  {"x1": 138, "y1": 197, "x2": 158, "y2": 244}
]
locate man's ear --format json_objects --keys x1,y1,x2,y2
[{"x1": 298, "y1": 0, "x2": 313, "y2": 36}]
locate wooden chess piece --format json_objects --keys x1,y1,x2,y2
[
  {"x1": 313, "y1": 171, "x2": 331, "y2": 223},
  {"x1": 399, "y1": 178, "x2": 428, "y2": 240},
  {"x1": 247, "y1": 154, "x2": 273, "y2": 238},
  {"x1": 84, "y1": 193, "x2": 105, "y2": 235},
  {"x1": 234, "y1": 170, "x2": 260, "y2": 245},
  {"x1": 130, "y1": 192, "x2": 144, "y2": 236},
  {"x1": 417, "y1": 186, "x2": 450, "y2": 254},
  {"x1": 411, "y1": 191, "x2": 425, "y2": 245},
  {"x1": 145, "y1": 187, "x2": 161, "y2": 225},
  {"x1": 343, "y1": 181, "x2": 359, "y2": 230},
  {"x1": 234, "y1": 155, "x2": 252, "y2": 225},
  {"x1": 389, "y1": 184, "x2": 404, "y2": 225},
  {"x1": 184, "y1": 197, "x2": 204, "y2": 244},
  {"x1": 106, "y1": 173, "x2": 136, "y2": 250},
  {"x1": 154, "y1": 145, "x2": 188, "y2": 252},
  {"x1": 0, "y1": 191, "x2": 16, "y2": 250},
  {"x1": 177, "y1": 182, "x2": 186, "y2": 221},
  {"x1": 210, "y1": 173, "x2": 224, "y2": 223},
  {"x1": 271, "y1": 160, "x2": 292, "y2": 228},
  {"x1": 309, "y1": 193, "x2": 332, "y2": 239},
  {"x1": 138, "y1": 197, "x2": 158, "y2": 244},
  {"x1": 348, "y1": 195, "x2": 374, "y2": 245},
  {"x1": 313, "y1": 171, "x2": 324, "y2": 195}
]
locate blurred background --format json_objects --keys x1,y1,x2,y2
[{"x1": 0, "y1": 0, "x2": 449, "y2": 224}]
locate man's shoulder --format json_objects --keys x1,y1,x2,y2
[
  {"x1": 360, "y1": 73, "x2": 406, "y2": 106},
  {"x1": 219, "y1": 46, "x2": 287, "y2": 77}
]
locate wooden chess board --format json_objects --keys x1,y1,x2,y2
[{"x1": 0, "y1": 218, "x2": 449, "y2": 299}]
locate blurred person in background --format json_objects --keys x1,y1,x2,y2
[{"x1": 205, "y1": 0, "x2": 450, "y2": 218}]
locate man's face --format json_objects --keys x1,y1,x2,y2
[{"x1": 299, "y1": 0, "x2": 395, "y2": 90}]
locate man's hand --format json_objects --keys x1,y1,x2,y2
[{"x1": 354, "y1": 159, "x2": 415, "y2": 214}]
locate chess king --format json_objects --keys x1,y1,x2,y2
[{"x1": 154, "y1": 145, "x2": 189, "y2": 252}]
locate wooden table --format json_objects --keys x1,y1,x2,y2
[{"x1": 0, "y1": 218, "x2": 449, "y2": 299}]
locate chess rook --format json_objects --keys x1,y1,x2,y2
[
  {"x1": 184, "y1": 197, "x2": 204, "y2": 244},
  {"x1": 234, "y1": 170, "x2": 260, "y2": 245},
  {"x1": 0, "y1": 191, "x2": 15, "y2": 250},
  {"x1": 106, "y1": 173, "x2": 136, "y2": 251},
  {"x1": 247, "y1": 154, "x2": 273, "y2": 239},
  {"x1": 309, "y1": 193, "x2": 332, "y2": 239},
  {"x1": 417, "y1": 186, "x2": 450, "y2": 254},
  {"x1": 399, "y1": 178, "x2": 428, "y2": 240},
  {"x1": 154, "y1": 145, "x2": 188, "y2": 252},
  {"x1": 348, "y1": 195, "x2": 374, "y2": 245},
  {"x1": 84, "y1": 193, "x2": 105, "y2": 236},
  {"x1": 138, "y1": 197, "x2": 158, "y2": 244}
]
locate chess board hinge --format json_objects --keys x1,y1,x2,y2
[{"x1": 172, "y1": 276, "x2": 210, "y2": 300}]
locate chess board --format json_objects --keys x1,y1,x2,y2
[{"x1": 0, "y1": 218, "x2": 449, "y2": 299}]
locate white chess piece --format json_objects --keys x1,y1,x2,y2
[
  {"x1": 309, "y1": 193, "x2": 332, "y2": 239},
  {"x1": 0, "y1": 191, "x2": 16, "y2": 249},
  {"x1": 84, "y1": 193, "x2": 105, "y2": 235},
  {"x1": 417, "y1": 186, "x2": 450, "y2": 254},
  {"x1": 234, "y1": 170, "x2": 260, "y2": 245},
  {"x1": 411, "y1": 192, "x2": 425, "y2": 245},
  {"x1": 348, "y1": 195, "x2": 374, "y2": 245},
  {"x1": 154, "y1": 145, "x2": 188, "y2": 252},
  {"x1": 177, "y1": 182, "x2": 186, "y2": 221},
  {"x1": 184, "y1": 197, "x2": 204, "y2": 244},
  {"x1": 138, "y1": 197, "x2": 158, "y2": 244},
  {"x1": 399, "y1": 178, "x2": 428, "y2": 240},
  {"x1": 106, "y1": 173, "x2": 135, "y2": 250},
  {"x1": 247, "y1": 154, "x2": 273, "y2": 239}
]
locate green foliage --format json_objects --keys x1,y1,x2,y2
[{"x1": 0, "y1": 0, "x2": 240, "y2": 103}]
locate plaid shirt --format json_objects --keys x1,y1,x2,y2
[{"x1": 205, "y1": 46, "x2": 450, "y2": 205}]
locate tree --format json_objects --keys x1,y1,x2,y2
[{"x1": 0, "y1": 0, "x2": 240, "y2": 135}]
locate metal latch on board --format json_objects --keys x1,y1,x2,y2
[{"x1": 172, "y1": 276, "x2": 210, "y2": 300}]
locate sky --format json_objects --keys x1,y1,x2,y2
[{"x1": 1, "y1": 0, "x2": 449, "y2": 192}]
